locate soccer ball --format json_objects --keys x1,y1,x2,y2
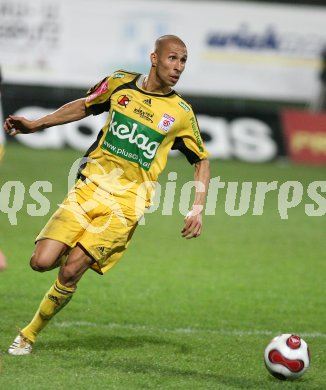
[{"x1": 264, "y1": 334, "x2": 310, "y2": 380}]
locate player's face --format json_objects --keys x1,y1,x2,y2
[{"x1": 154, "y1": 41, "x2": 188, "y2": 87}]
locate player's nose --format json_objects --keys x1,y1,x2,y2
[{"x1": 174, "y1": 60, "x2": 184, "y2": 72}]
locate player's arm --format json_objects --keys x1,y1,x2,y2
[
  {"x1": 181, "y1": 158, "x2": 210, "y2": 239},
  {"x1": 4, "y1": 98, "x2": 89, "y2": 137}
]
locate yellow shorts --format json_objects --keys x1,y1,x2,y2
[{"x1": 36, "y1": 180, "x2": 139, "y2": 274}]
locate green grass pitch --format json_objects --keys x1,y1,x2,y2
[{"x1": 0, "y1": 143, "x2": 325, "y2": 389}]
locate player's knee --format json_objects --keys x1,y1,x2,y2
[
  {"x1": 59, "y1": 263, "x2": 77, "y2": 284},
  {"x1": 59, "y1": 252, "x2": 92, "y2": 286},
  {"x1": 30, "y1": 253, "x2": 52, "y2": 272}
]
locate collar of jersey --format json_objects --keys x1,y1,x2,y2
[{"x1": 134, "y1": 74, "x2": 176, "y2": 97}]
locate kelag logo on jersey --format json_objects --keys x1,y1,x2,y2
[{"x1": 102, "y1": 110, "x2": 165, "y2": 171}]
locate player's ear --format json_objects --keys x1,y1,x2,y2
[{"x1": 150, "y1": 52, "x2": 157, "y2": 67}]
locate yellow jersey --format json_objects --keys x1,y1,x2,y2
[{"x1": 81, "y1": 70, "x2": 208, "y2": 208}]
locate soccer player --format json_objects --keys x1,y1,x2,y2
[{"x1": 4, "y1": 35, "x2": 210, "y2": 355}]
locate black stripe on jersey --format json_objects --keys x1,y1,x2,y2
[
  {"x1": 112, "y1": 74, "x2": 176, "y2": 98},
  {"x1": 76, "y1": 129, "x2": 104, "y2": 181},
  {"x1": 135, "y1": 74, "x2": 176, "y2": 97},
  {"x1": 111, "y1": 79, "x2": 140, "y2": 95},
  {"x1": 172, "y1": 137, "x2": 202, "y2": 165},
  {"x1": 86, "y1": 101, "x2": 111, "y2": 116}
]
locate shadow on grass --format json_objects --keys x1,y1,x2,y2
[
  {"x1": 40, "y1": 334, "x2": 191, "y2": 354},
  {"x1": 38, "y1": 335, "x2": 270, "y2": 389}
]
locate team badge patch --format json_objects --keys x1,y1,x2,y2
[
  {"x1": 86, "y1": 79, "x2": 108, "y2": 102},
  {"x1": 117, "y1": 95, "x2": 131, "y2": 107},
  {"x1": 157, "y1": 113, "x2": 176, "y2": 133}
]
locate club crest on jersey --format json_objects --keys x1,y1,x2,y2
[
  {"x1": 86, "y1": 79, "x2": 108, "y2": 102},
  {"x1": 157, "y1": 113, "x2": 176, "y2": 133},
  {"x1": 117, "y1": 95, "x2": 131, "y2": 107}
]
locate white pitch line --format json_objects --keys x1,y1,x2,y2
[{"x1": 54, "y1": 321, "x2": 326, "y2": 339}]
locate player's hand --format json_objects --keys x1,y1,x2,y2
[
  {"x1": 181, "y1": 207, "x2": 203, "y2": 239},
  {"x1": 4, "y1": 115, "x2": 37, "y2": 136}
]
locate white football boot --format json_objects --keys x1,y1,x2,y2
[{"x1": 8, "y1": 334, "x2": 33, "y2": 355}]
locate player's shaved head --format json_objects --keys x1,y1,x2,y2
[{"x1": 154, "y1": 35, "x2": 187, "y2": 54}]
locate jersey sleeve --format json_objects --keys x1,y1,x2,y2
[
  {"x1": 172, "y1": 108, "x2": 208, "y2": 164},
  {"x1": 85, "y1": 72, "x2": 121, "y2": 115}
]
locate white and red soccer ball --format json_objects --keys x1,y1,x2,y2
[{"x1": 264, "y1": 334, "x2": 310, "y2": 380}]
